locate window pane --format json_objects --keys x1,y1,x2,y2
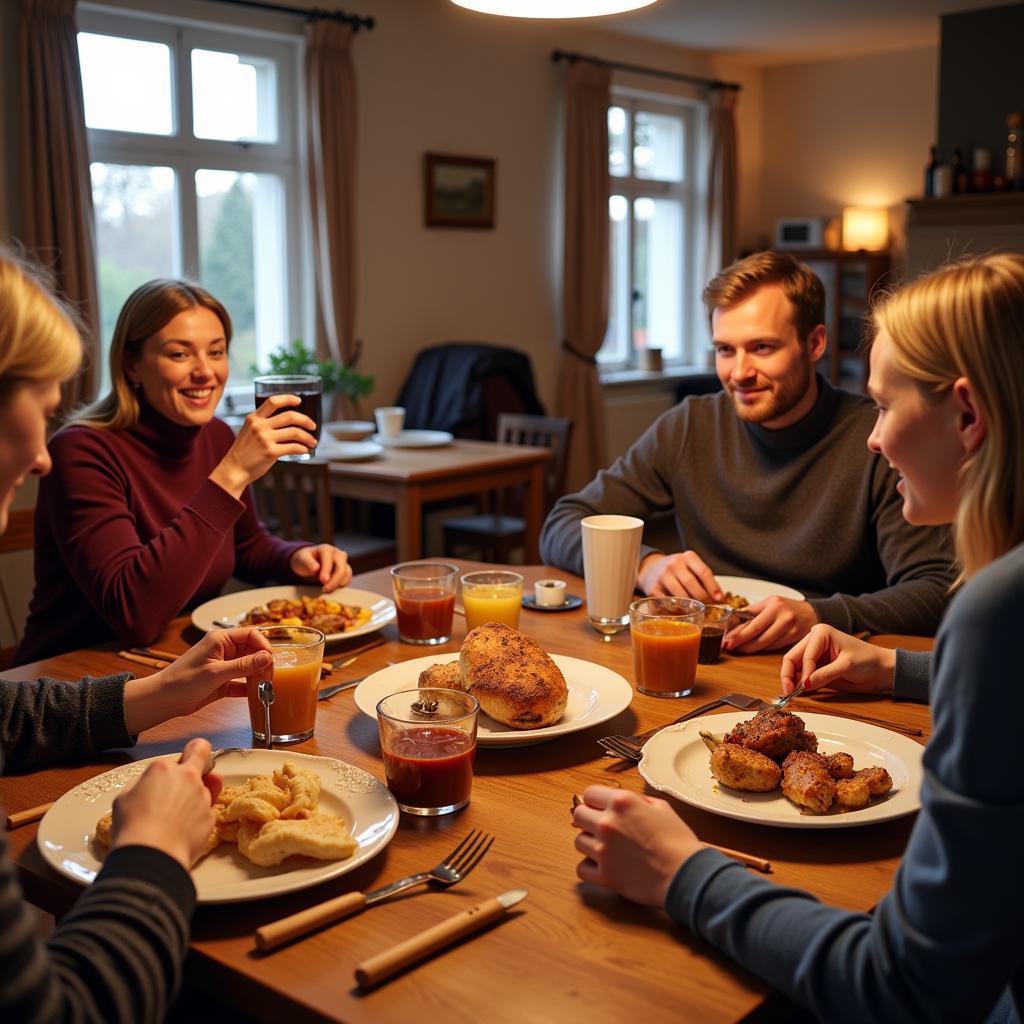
[
  {"x1": 634, "y1": 110, "x2": 684, "y2": 182},
  {"x1": 608, "y1": 106, "x2": 629, "y2": 178},
  {"x1": 79, "y1": 34, "x2": 173, "y2": 135},
  {"x1": 196, "y1": 170, "x2": 287, "y2": 383},
  {"x1": 633, "y1": 198, "x2": 683, "y2": 360},
  {"x1": 92, "y1": 164, "x2": 178, "y2": 390},
  {"x1": 599, "y1": 195, "x2": 630, "y2": 364},
  {"x1": 192, "y1": 49, "x2": 278, "y2": 143}
]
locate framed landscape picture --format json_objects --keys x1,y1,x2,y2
[{"x1": 424, "y1": 153, "x2": 495, "y2": 229}]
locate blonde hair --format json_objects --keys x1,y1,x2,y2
[
  {"x1": 69, "y1": 279, "x2": 231, "y2": 431},
  {"x1": 871, "y1": 252, "x2": 1024, "y2": 580},
  {"x1": 0, "y1": 248, "x2": 83, "y2": 402}
]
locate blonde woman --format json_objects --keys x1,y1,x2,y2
[
  {"x1": 0, "y1": 250, "x2": 278, "y2": 1020},
  {"x1": 573, "y1": 254, "x2": 1024, "y2": 1023},
  {"x1": 16, "y1": 279, "x2": 351, "y2": 664}
]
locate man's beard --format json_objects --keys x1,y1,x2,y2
[{"x1": 728, "y1": 353, "x2": 814, "y2": 425}]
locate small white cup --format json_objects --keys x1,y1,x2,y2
[
  {"x1": 534, "y1": 578, "x2": 567, "y2": 607},
  {"x1": 581, "y1": 514, "x2": 644, "y2": 636},
  {"x1": 375, "y1": 406, "x2": 405, "y2": 439}
]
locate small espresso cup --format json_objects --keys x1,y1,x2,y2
[
  {"x1": 534, "y1": 578, "x2": 567, "y2": 607},
  {"x1": 375, "y1": 406, "x2": 405, "y2": 439}
]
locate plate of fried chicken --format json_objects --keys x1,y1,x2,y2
[{"x1": 638, "y1": 706, "x2": 924, "y2": 828}]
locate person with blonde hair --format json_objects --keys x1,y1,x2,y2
[
  {"x1": 16, "y1": 278, "x2": 352, "y2": 664},
  {"x1": 573, "y1": 253, "x2": 1024, "y2": 1023},
  {"x1": 0, "y1": 248, "x2": 278, "y2": 1020}
]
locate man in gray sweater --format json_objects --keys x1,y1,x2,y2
[{"x1": 540, "y1": 252, "x2": 955, "y2": 652}]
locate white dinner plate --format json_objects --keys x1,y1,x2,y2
[
  {"x1": 191, "y1": 585, "x2": 396, "y2": 643},
  {"x1": 714, "y1": 575, "x2": 805, "y2": 605},
  {"x1": 315, "y1": 439, "x2": 384, "y2": 461},
  {"x1": 37, "y1": 750, "x2": 399, "y2": 903},
  {"x1": 354, "y1": 653, "x2": 633, "y2": 747},
  {"x1": 370, "y1": 430, "x2": 454, "y2": 448},
  {"x1": 638, "y1": 710, "x2": 923, "y2": 829},
  {"x1": 324, "y1": 420, "x2": 375, "y2": 441}
]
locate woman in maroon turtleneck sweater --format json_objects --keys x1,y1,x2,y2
[{"x1": 16, "y1": 280, "x2": 352, "y2": 665}]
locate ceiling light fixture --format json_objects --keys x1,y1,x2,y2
[{"x1": 451, "y1": 0, "x2": 659, "y2": 18}]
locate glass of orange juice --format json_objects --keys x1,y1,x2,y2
[
  {"x1": 629, "y1": 597, "x2": 704, "y2": 698},
  {"x1": 247, "y1": 625, "x2": 326, "y2": 744},
  {"x1": 460, "y1": 570, "x2": 524, "y2": 632}
]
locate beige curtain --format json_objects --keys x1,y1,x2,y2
[
  {"x1": 304, "y1": 19, "x2": 360, "y2": 417},
  {"x1": 557, "y1": 62, "x2": 611, "y2": 494},
  {"x1": 18, "y1": 0, "x2": 99, "y2": 406},
  {"x1": 704, "y1": 87, "x2": 739, "y2": 281}
]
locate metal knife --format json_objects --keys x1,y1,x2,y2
[{"x1": 317, "y1": 674, "x2": 367, "y2": 700}]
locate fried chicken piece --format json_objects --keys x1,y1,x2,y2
[
  {"x1": 794, "y1": 730, "x2": 819, "y2": 753},
  {"x1": 94, "y1": 809, "x2": 220, "y2": 861},
  {"x1": 221, "y1": 792, "x2": 282, "y2": 824},
  {"x1": 853, "y1": 766, "x2": 893, "y2": 797},
  {"x1": 418, "y1": 661, "x2": 464, "y2": 691},
  {"x1": 834, "y1": 775, "x2": 872, "y2": 810},
  {"x1": 781, "y1": 751, "x2": 835, "y2": 814},
  {"x1": 709, "y1": 742, "x2": 783, "y2": 792},
  {"x1": 724, "y1": 707, "x2": 807, "y2": 761},
  {"x1": 238, "y1": 814, "x2": 357, "y2": 867},
  {"x1": 825, "y1": 751, "x2": 855, "y2": 779},
  {"x1": 273, "y1": 762, "x2": 321, "y2": 819}
]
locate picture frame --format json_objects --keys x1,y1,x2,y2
[{"x1": 424, "y1": 153, "x2": 496, "y2": 229}]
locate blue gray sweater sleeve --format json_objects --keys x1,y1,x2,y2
[{"x1": 663, "y1": 544, "x2": 1024, "y2": 1023}]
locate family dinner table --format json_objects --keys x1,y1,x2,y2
[
  {"x1": 1, "y1": 561, "x2": 933, "y2": 1024},
  {"x1": 318, "y1": 439, "x2": 551, "y2": 562}
]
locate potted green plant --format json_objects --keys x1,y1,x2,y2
[{"x1": 252, "y1": 340, "x2": 374, "y2": 419}]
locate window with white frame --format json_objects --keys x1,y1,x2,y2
[
  {"x1": 601, "y1": 91, "x2": 705, "y2": 368},
  {"x1": 77, "y1": 6, "x2": 305, "y2": 394}
]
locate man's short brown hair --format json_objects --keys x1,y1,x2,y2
[{"x1": 703, "y1": 251, "x2": 825, "y2": 344}]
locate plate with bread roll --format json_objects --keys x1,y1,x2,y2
[{"x1": 354, "y1": 624, "x2": 633, "y2": 747}]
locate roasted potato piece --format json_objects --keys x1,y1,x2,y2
[{"x1": 825, "y1": 751, "x2": 855, "y2": 779}]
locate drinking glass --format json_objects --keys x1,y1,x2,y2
[
  {"x1": 460, "y1": 570, "x2": 523, "y2": 631},
  {"x1": 390, "y1": 561, "x2": 459, "y2": 644},
  {"x1": 377, "y1": 688, "x2": 479, "y2": 815},
  {"x1": 253, "y1": 373, "x2": 322, "y2": 461},
  {"x1": 581, "y1": 514, "x2": 644, "y2": 637},
  {"x1": 246, "y1": 625, "x2": 326, "y2": 743},
  {"x1": 629, "y1": 597, "x2": 704, "y2": 698},
  {"x1": 698, "y1": 604, "x2": 735, "y2": 664}
]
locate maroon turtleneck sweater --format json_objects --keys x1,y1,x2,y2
[{"x1": 16, "y1": 400, "x2": 307, "y2": 665}]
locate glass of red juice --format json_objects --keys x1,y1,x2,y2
[
  {"x1": 253, "y1": 373, "x2": 322, "y2": 462},
  {"x1": 390, "y1": 561, "x2": 459, "y2": 645},
  {"x1": 377, "y1": 688, "x2": 479, "y2": 815},
  {"x1": 629, "y1": 597, "x2": 705, "y2": 698}
]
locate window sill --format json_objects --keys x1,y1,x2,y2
[{"x1": 599, "y1": 363, "x2": 715, "y2": 391}]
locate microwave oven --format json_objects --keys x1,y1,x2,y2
[{"x1": 775, "y1": 217, "x2": 828, "y2": 250}]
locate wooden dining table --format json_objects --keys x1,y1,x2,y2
[
  {"x1": 1, "y1": 562, "x2": 933, "y2": 1024},
  {"x1": 319, "y1": 439, "x2": 551, "y2": 562}
]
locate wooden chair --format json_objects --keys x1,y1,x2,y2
[
  {"x1": 441, "y1": 414, "x2": 572, "y2": 563},
  {"x1": 0, "y1": 508, "x2": 35, "y2": 668},
  {"x1": 255, "y1": 461, "x2": 396, "y2": 575}
]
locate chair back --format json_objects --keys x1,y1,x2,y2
[
  {"x1": 0, "y1": 508, "x2": 36, "y2": 668},
  {"x1": 257, "y1": 461, "x2": 335, "y2": 544},
  {"x1": 497, "y1": 413, "x2": 573, "y2": 508}
]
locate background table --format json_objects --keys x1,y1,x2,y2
[{"x1": 1, "y1": 563, "x2": 933, "y2": 1024}]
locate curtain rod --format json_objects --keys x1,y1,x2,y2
[
  {"x1": 206, "y1": 0, "x2": 374, "y2": 30},
  {"x1": 551, "y1": 49, "x2": 739, "y2": 92}
]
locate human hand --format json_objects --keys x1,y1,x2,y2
[
  {"x1": 110, "y1": 738, "x2": 219, "y2": 870},
  {"x1": 780, "y1": 623, "x2": 896, "y2": 695},
  {"x1": 209, "y1": 395, "x2": 318, "y2": 498},
  {"x1": 572, "y1": 786, "x2": 702, "y2": 906},
  {"x1": 722, "y1": 597, "x2": 818, "y2": 654},
  {"x1": 123, "y1": 627, "x2": 273, "y2": 735},
  {"x1": 637, "y1": 551, "x2": 723, "y2": 603},
  {"x1": 290, "y1": 544, "x2": 352, "y2": 591}
]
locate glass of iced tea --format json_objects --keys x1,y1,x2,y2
[
  {"x1": 253, "y1": 373, "x2": 322, "y2": 461},
  {"x1": 390, "y1": 561, "x2": 459, "y2": 645},
  {"x1": 698, "y1": 604, "x2": 735, "y2": 664},
  {"x1": 377, "y1": 688, "x2": 479, "y2": 815},
  {"x1": 460, "y1": 570, "x2": 523, "y2": 631},
  {"x1": 629, "y1": 597, "x2": 704, "y2": 698},
  {"x1": 247, "y1": 625, "x2": 326, "y2": 743}
]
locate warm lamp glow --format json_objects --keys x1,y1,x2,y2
[
  {"x1": 451, "y1": 0, "x2": 658, "y2": 17},
  {"x1": 842, "y1": 207, "x2": 889, "y2": 252}
]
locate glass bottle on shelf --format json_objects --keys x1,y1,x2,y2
[
  {"x1": 924, "y1": 145, "x2": 938, "y2": 197},
  {"x1": 952, "y1": 146, "x2": 967, "y2": 194},
  {"x1": 1007, "y1": 114, "x2": 1023, "y2": 190}
]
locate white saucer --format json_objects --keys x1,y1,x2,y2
[
  {"x1": 371, "y1": 430, "x2": 454, "y2": 448},
  {"x1": 316, "y1": 439, "x2": 384, "y2": 461}
]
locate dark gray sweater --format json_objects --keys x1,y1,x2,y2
[
  {"x1": 666, "y1": 541, "x2": 1024, "y2": 1023},
  {"x1": 540, "y1": 377, "x2": 955, "y2": 635},
  {"x1": 0, "y1": 674, "x2": 195, "y2": 1023}
]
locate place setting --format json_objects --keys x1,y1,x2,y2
[{"x1": 371, "y1": 405, "x2": 454, "y2": 448}]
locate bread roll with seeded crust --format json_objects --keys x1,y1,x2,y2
[{"x1": 459, "y1": 623, "x2": 568, "y2": 729}]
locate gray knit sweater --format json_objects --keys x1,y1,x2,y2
[
  {"x1": 540, "y1": 376, "x2": 955, "y2": 635},
  {"x1": 0, "y1": 674, "x2": 195, "y2": 1023}
]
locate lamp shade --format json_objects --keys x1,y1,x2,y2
[
  {"x1": 842, "y1": 207, "x2": 889, "y2": 252},
  {"x1": 451, "y1": 0, "x2": 658, "y2": 16}
]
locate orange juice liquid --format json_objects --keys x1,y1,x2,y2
[
  {"x1": 247, "y1": 647, "x2": 323, "y2": 739},
  {"x1": 631, "y1": 619, "x2": 700, "y2": 694},
  {"x1": 462, "y1": 586, "x2": 522, "y2": 631}
]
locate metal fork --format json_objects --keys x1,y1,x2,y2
[{"x1": 254, "y1": 829, "x2": 495, "y2": 952}]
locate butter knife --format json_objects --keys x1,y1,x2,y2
[
  {"x1": 317, "y1": 676, "x2": 366, "y2": 700},
  {"x1": 354, "y1": 889, "x2": 528, "y2": 988}
]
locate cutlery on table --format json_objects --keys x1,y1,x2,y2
[
  {"x1": 318, "y1": 660, "x2": 397, "y2": 700},
  {"x1": 354, "y1": 888, "x2": 527, "y2": 988},
  {"x1": 254, "y1": 829, "x2": 493, "y2": 952},
  {"x1": 118, "y1": 649, "x2": 172, "y2": 670},
  {"x1": 6, "y1": 803, "x2": 54, "y2": 829},
  {"x1": 258, "y1": 680, "x2": 275, "y2": 750}
]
